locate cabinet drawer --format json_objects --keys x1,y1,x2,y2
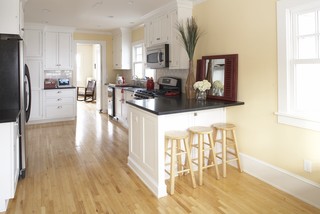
[
  {"x1": 45, "y1": 104, "x2": 75, "y2": 119},
  {"x1": 45, "y1": 89, "x2": 74, "y2": 97},
  {"x1": 46, "y1": 97, "x2": 73, "y2": 105}
]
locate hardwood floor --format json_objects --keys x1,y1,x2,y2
[{"x1": 4, "y1": 102, "x2": 320, "y2": 214}]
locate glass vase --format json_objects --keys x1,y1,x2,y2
[{"x1": 196, "y1": 89, "x2": 207, "y2": 101}]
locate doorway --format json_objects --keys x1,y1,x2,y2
[{"x1": 75, "y1": 40, "x2": 107, "y2": 113}]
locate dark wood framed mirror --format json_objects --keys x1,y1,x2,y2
[{"x1": 198, "y1": 54, "x2": 238, "y2": 101}]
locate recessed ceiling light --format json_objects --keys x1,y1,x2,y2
[
  {"x1": 42, "y1": 9, "x2": 51, "y2": 13},
  {"x1": 92, "y1": 1, "x2": 103, "y2": 8}
]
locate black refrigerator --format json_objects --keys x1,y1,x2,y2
[{"x1": 0, "y1": 38, "x2": 31, "y2": 179}]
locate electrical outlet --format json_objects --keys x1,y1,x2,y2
[{"x1": 304, "y1": 160, "x2": 312, "y2": 173}]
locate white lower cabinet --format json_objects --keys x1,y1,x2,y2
[
  {"x1": 44, "y1": 89, "x2": 76, "y2": 120},
  {"x1": 115, "y1": 88, "x2": 123, "y2": 121},
  {"x1": 0, "y1": 119, "x2": 19, "y2": 212},
  {"x1": 115, "y1": 88, "x2": 134, "y2": 127}
]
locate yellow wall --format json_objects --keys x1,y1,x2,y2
[
  {"x1": 193, "y1": 0, "x2": 320, "y2": 183},
  {"x1": 73, "y1": 33, "x2": 115, "y2": 83},
  {"x1": 132, "y1": 26, "x2": 144, "y2": 43}
]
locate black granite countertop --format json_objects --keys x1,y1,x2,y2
[
  {"x1": 126, "y1": 95, "x2": 244, "y2": 115},
  {"x1": 44, "y1": 86, "x2": 76, "y2": 90},
  {"x1": 0, "y1": 109, "x2": 20, "y2": 123}
]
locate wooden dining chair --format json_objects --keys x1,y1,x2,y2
[{"x1": 77, "y1": 80, "x2": 96, "y2": 102}]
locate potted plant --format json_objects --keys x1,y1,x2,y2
[{"x1": 177, "y1": 17, "x2": 202, "y2": 99}]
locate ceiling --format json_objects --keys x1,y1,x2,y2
[{"x1": 24, "y1": 0, "x2": 192, "y2": 33}]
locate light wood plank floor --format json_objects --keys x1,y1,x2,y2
[{"x1": 4, "y1": 102, "x2": 320, "y2": 214}]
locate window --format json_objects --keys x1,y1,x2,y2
[
  {"x1": 277, "y1": 0, "x2": 320, "y2": 131},
  {"x1": 132, "y1": 41, "x2": 155, "y2": 79}
]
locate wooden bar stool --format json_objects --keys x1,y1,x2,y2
[
  {"x1": 164, "y1": 130, "x2": 196, "y2": 195},
  {"x1": 212, "y1": 123, "x2": 243, "y2": 177},
  {"x1": 188, "y1": 126, "x2": 220, "y2": 185}
]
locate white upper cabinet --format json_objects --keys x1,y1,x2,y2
[
  {"x1": 112, "y1": 28, "x2": 131, "y2": 70},
  {"x1": 24, "y1": 28, "x2": 43, "y2": 58},
  {"x1": 144, "y1": 1, "x2": 192, "y2": 69},
  {"x1": 168, "y1": 9, "x2": 190, "y2": 69},
  {"x1": 145, "y1": 14, "x2": 170, "y2": 47},
  {"x1": 0, "y1": 0, "x2": 24, "y2": 37},
  {"x1": 44, "y1": 31, "x2": 73, "y2": 70}
]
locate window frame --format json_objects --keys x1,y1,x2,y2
[
  {"x1": 132, "y1": 41, "x2": 145, "y2": 79},
  {"x1": 277, "y1": 0, "x2": 320, "y2": 131}
]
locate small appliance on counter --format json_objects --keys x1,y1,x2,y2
[
  {"x1": 57, "y1": 78, "x2": 71, "y2": 88},
  {"x1": 44, "y1": 78, "x2": 57, "y2": 89}
]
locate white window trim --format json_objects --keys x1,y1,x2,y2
[
  {"x1": 132, "y1": 40, "x2": 145, "y2": 78},
  {"x1": 276, "y1": 0, "x2": 320, "y2": 131}
]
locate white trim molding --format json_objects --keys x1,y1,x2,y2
[{"x1": 239, "y1": 153, "x2": 320, "y2": 208}]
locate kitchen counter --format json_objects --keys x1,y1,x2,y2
[
  {"x1": 44, "y1": 86, "x2": 76, "y2": 90},
  {"x1": 126, "y1": 95, "x2": 244, "y2": 198},
  {"x1": 0, "y1": 109, "x2": 20, "y2": 123},
  {"x1": 126, "y1": 95, "x2": 244, "y2": 115}
]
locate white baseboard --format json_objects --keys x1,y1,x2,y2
[
  {"x1": 0, "y1": 199, "x2": 9, "y2": 212},
  {"x1": 127, "y1": 157, "x2": 167, "y2": 198},
  {"x1": 238, "y1": 153, "x2": 320, "y2": 209}
]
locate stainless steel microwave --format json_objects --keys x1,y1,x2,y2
[{"x1": 146, "y1": 44, "x2": 169, "y2": 69}]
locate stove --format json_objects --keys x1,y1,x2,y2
[{"x1": 133, "y1": 77, "x2": 181, "y2": 100}]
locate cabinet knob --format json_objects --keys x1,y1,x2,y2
[
  {"x1": 57, "y1": 91, "x2": 62, "y2": 93},
  {"x1": 57, "y1": 98, "x2": 62, "y2": 101},
  {"x1": 57, "y1": 106, "x2": 62, "y2": 109},
  {"x1": 194, "y1": 112, "x2": 197, "y2": 116}
]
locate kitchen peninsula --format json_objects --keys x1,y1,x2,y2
[{"x1": 126, "y1": 95, "x2": 244, "y2": 198}]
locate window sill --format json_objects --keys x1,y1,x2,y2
[{"x1": 275, "y1": 112, "x2": 320, "y2": 132}]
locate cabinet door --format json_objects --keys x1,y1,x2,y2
[
  {"x1": 58, "y1": 33, "x2": 72, "y2": 69},
  {"x1": 0, "y1": 121, "x2": 19, "y2": 200},
  {"x1": 44, "y1": 89, "x2": 76, "y2": 119},
  {"x1": 169, "y1": 10, "x2": 181, "y2": 69},
  {"x1": 112, "y1": 29, "x2": 131, "y2": 69},
  {"x1": 114, "y1": 88, "x2": 123, "y2": 119},
  {"x1": 0, "y1": 0, "x2": 20, "y2": 35},
  {"x1": 44, "y1": 32, "x2": 58, "y2": 69},
  {"x1": 122, "y1": 90, "x2": 134, "y2": 125},
  {"x1": 113, "y1": 33, "x2": 121, "y2": 69},
  {"x1": 44, "y1": 32, "x2": 72, "y2": 70},
  {"x1": 153, "y1": 14, "x2": 169, "y2": 45},
  {"x1": 24, "y1": 29, "x2": 43, "y2": 57},
  {"x1": 145, "y1": 21, "x2": 153, "y2": 47}
]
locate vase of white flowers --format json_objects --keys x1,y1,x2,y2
[{"x1": 193, "y1": 80, "x2": 211, "y2": 101}]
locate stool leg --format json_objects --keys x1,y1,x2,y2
[
  {"x1": 177, "y1": 140, "x2": 183, "y2": 176},
  {"x1": 198, "y1": 134, "x2": 203, "y2": 185},
  {"x1": 222, "y1": 129, "x2": 227, "y2": 178},
  {"x1": 165, "y1": 137, "x2": 169, "y2": 159},
  {"x1": 208, "y1": 132, "x2": 220, "y2": 180},
  {"x1": 208, "y1": 128, "x2": 217, "y2": 165},
  {"x1": 232, "y1": 129, "x2": 243, "y2": 173},
  {"x1": 169, "y1": 140, "x2": 177, "y2": 195},
  {"x1": 184, "y1": 138, "x2": 196, "y2": 188}
]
